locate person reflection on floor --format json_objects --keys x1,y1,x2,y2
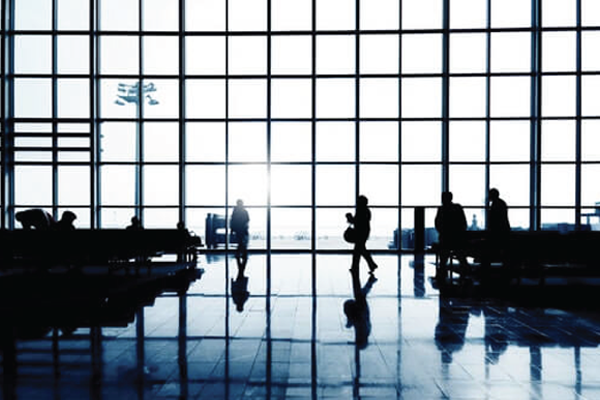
[
  {"x1": 343, "y1": 268, "x2": 377, "y2": 349},
  {"x1": 231, "y1": 263, "x2": 250, "y2": 312},
  {"x1": 435, "y1": 297, "x2": 471, "y2": 364}
]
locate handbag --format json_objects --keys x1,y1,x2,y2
[{"x1": 343, "y1": 225, "x2": 356, "y2": 243}]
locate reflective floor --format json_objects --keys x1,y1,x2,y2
[{"x1": 3, "y1": 254, "x2": 600, "y2": 399}]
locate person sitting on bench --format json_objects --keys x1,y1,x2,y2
[{"x1": 16, "y1": 209, "x2": 55, "y2": 230}]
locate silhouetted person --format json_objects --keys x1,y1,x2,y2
[
  {"x1": 126, "y1": 216, "x2": 143, "y2": 231},
  {"x1": 231, "y1": 199, "x2": 249, "y2": 271},
  {"x1": 15, "y1": 208, "x2": 55, "y2": 230},
  {"x1": 55, "y1": 211, "x2": 77, "y2": 231},
  {"x1": 487, "y1": 188, "x2": 511, "y2": 251},
  {"x1": 344, "y1": 268, "x2": 376, "y2": 350},
  {"x1": 346, "y1": 195, "x2": 378, "y2": 274},
  {"x1": 435, "y1": 191, "x2": 470, "y2": 281},
  {"x1": 231, "y1": 265, "x2": 250, "y2": 312}
]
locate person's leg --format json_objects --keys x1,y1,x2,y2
[
  {"x1": 351, "y1": 243, "x2": 361, "y2": 272},
  {"x1": 361, "y1": 246, "x2": 378, "y2": 272}
]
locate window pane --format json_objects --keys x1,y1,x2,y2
[
  {"x1": 316, "y1": 166, "x2": 355, "y2": 206},
  {"x1": 58, "y1": 79, "x2": 90, "y2": 118},
  {"x1": 449, "y1": 122, "x2": 485, "y2": 162},
  {"x1": 272, "y1": 122, "x2": 312, "y2": 162},
  {"x1": 450, "y1": 0, "x2": 487, "y2": 29},
  {"x1": 272, "y1": 36, "x2": 312, "y2": 75},
  {"x1": 143, "y1": 37, "x2": 179, "y2": 75},
  {"x1": 144, "y1": 208, "x2": 179, "y2": 228},
  {"x1": 491, "y1": 0, "x2": 531, "y2": 28},
  {"x1": 582, "y1": 0, "x2": 600, "y2": 26},
  {"x1": 316, "y1": 35, "x2": 355, "y2": 75},
  {"x1": 229, "y1": 80, "x2": 267, "y2": 118},
  {"x1": 582, "y1": 165, "x2": 600, "y2": 207},
  {"x1": 143, "y1": 0, "x2": 178, "y2": 31},
  {"x1": 229, "y1": 0, "x2": 267, "y2": 31},
  {"x1": 449, "y1": 77, "x2": 486, "y2": 118},
  {"x1": 100, "y1": 122, "x2": 136, "y2": 162},
  {"x1": 449, "y1": 165, "x2": 485, "y2": 207},
  {"x1": 401, "y1": 165, "x2": 441, "y2": 206},
  {"x1": 101, "y1": 79, "x2": 137, "y2": 119},
  {"x1": 144, "y1": 166, "x2": 179, "y2": 206},
  {"x1": 316, "y1": 122, "x2": 355, "y2": 162},
  {"x1": 360, "y1": 122, "x2": 398, "y2": 162},
  {"x1": 582, "y1": 120, "x2": 600, "y2": 162},
  {"x1": 490, "y1": 77, "x2": 530, "y2": 118},
  {"x1": 271, "y1": 79, "x2": 312, "y2": 119},
  {"x1": 15, "y1": 79, "x2": 52, "y2": 118},
  {"x1": 490, "y1": 121, "x2": 530, "y2": 162},
  {"x1": 402, "y1": 0, "x2": 443, "y2": 30},
  {"x1": 101, "y1": 166, "x2": 136, "y2": 206},
  {"x1": 142, "y1": 79, "x2": 179, "y2": 119},
  {"x1": 186, "y1": 0, "x2": 225, "y2": 31},
  {"x1": 582, "y1": 76, "x2": 600, "y2": 117},
  {"x1": 361, "y1": 0, "x2": 398, "y2": 30},
  {"x1": 186, "y1": 37, "x2": 226, "y2": 75},
  {"x1": 58, "y1": 167, "x2": 90, "y2": 206},
  {"x1": 360, "y1": 78, "x2": 398, "y2": 118},
  {"x1": 100, "y1": 208, "x2": 136, "y2": 228},
  {"x1": 450, "y1": 34, "x2": 487, "y2": 73},
  {"x1": 16, "y1": 166, "x2": 52, "y2": 206},
  {"x1": 316, "y1": 79, "x2": 355, "y2": 119},
  {"x1": 144, "y1": 122, "x2": 178, "y2": 162},
  {"x1": 271, "y1": 210, "x2": 312, "y2": 250},
  {"x1": 401, "y1": 34, "x2": 442, "y2": 74},
  {"x1": 541, "y1": 165, "x2": 575, "y2": 206},
  {"x1": 541, "y1": 121, "x2": 575, "y2": 162},
  {"x1": 491, "y1": 32, "x2": 531, "y2": 73},
  {"x1": 100, "y1": 36, "x2": 139, "y2": 74},
  {"x1": 541, "y1": 209, "x2": 575, "y2": 229},
  {"x1": 186, "y1": 122, "x2": 226, "y2": 162},
  {"x1": 15, "y1": 35, "x2": 51, "y2": 74},
  {"x1": 228, "y1": 122, "x2": 267, "y2": 162},
  {"x1": 272, "y1": 0, "x2": 311, "y2": 31},
  {"x1": 542, "y1": 32, "x2": 576, "y2": 72},
  {"x1": 186, "y1": 166, "x2": 226, "y2": 206},
  {"x1": 542, "y1": 76, "x2": 575, "y2": 117},
  {"x1": 100, "y1": 0, "x2": 139, "y2": 31},
  {"x1": 401, "y1": 122, "x2": 441, "y2": 162},
  {"x1": 229, "y1": 165, "x2": 268, "y2": 206},
  {"x1": 360, "y1": 166, "x2": 398, "y2": 206},
  {"x1": 401, "y1": 78, "x2": 441, "y2": 119},
  {"x1": 229, "y1": 37, "x2": 267, "y2": 75},
  {"x1": 58, "y1": 36, "x2": 89, "y2": 74},
  {"x1": 58, "y1": 0, "x2": 89, "y2": 30},
  {"x1": 316, "y1": 209, "x2": 355, "y2": 249},
  {"x1": 490, "y1": 165, "x2": 530, "y2": 207},
  {"x1": 16, "y1": 0, "x2": 51, "y2": 30},
  {"x1": 316, "y1": 0, "x2": 355, "y2": 30},
  {"x1": 542, "y1": 0, "x2": 576, "y2": 27},
  {"x1": 360, "y1": 35, "x2": 399, "y2": 74},
  {"x1": 186, "y1": 80, "x2": 226, "y2": 118},
  {"x1": 271, "y1": 166, "x2": 312, "y2": 206}
]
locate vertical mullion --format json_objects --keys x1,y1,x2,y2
[
  {"x1": 530, "y1": 0, "x2": 542, "y2": 230},
  {"x1": 1, "y1": 0, "x2": 7, "y2": 229},
  {"x1": 397, "y1": 0, "x2": 403, "y2": 255},
  {"x1": 267, "y1": 0, "x2": 272, "y2": 284},
  {"x1": 355, "y1": 0, "x2": 360, "y2": 200},
  {"x1": 225, "y1": 0, "x2": 229, "y2": 252},
  {"x1": 52, "y1": 0, "x2": 58, "y2": 220},
  {"x1": 575, "y1": 0, "x2": 582, "y2": 230},
  {"x1": 485, "y1": 0, "x2": 491, "y2": 214},
  {"x1": 311, "y1": 0, "x2": 317, "y2": 288},
  {"x1": 179, "y1": 0, "x2": 185, "y2": 225},
  {"x1": 3, "y1": 0, "x2": 13, "y2": 229},
  {"x1": 137, "y1": 0, "x2": 143, "y2": 222},
  {"x1": 91, "y1": 0, "x2": 98, "y2": 228},
  {"x1": 441, "y1": 0, "x2": 450, "y2": 193}
]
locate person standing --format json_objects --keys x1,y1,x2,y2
[
  {"x1": 231, "y1": 199, "x2": 250, "y2": 271},
  {"x1": 487, "y1": 188, "x2": 511, "y2": 246},
  {"x1": 434, "y1": 191, "x2": 470, "y2": 281},
  {"x1": 346, "y1": 195, "x2": 378, "y2": 274}
]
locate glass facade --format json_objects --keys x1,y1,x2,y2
[{"x1": 2, "y1": 0, "x2": 600, "y2": 250}]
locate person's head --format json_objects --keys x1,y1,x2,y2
[
  {"x1": 357, "y1": 195, "x2": 368, "y2": 207},
  {"x1": 441, "y1": 191, "x2": 453, "y2": 206},
  {"x1": 489, "y1": 188, "x2": 499, "y2": 201},
  {"x1": 131, "y1": 216, "x2": 140, "y2": 225},
  {"x1": 61, "y1": 211, "x2": 77, "y2": 223},
  {"x1": 177, "y1": 221, "x2": 185, "y2": 230},
  {"x1": 236, "y1": 199, "x2": 244, "y2": 207}
]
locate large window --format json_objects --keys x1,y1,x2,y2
[{"x1": 3, "y1": 0, "x2": 600, "y2": 249}]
